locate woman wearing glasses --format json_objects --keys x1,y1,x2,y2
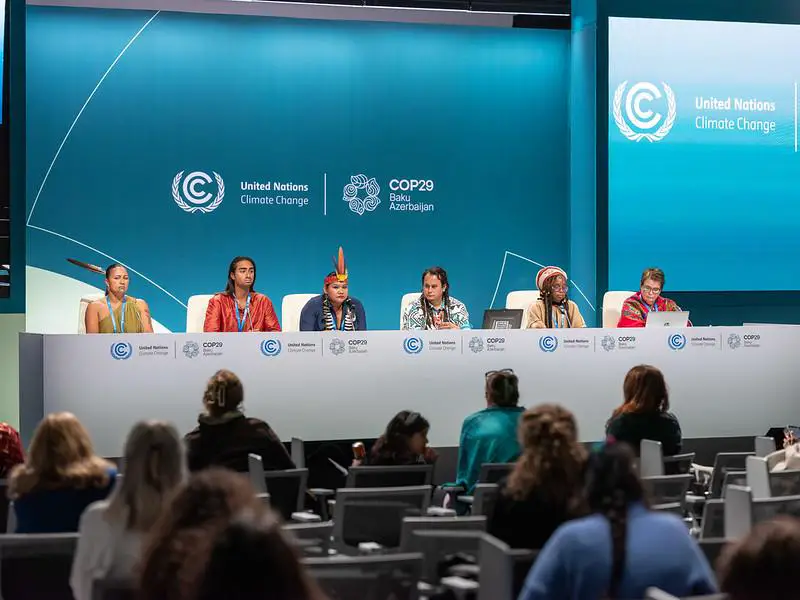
[
  {"x1": 525, "y1": 266, "x2": 585, "y2": 329},
  {"x1": 618, "y1": 267, "x2": 687, "y2": 328},
  {"x1": 445, "y1": 369, "x2": 524, "y2": 494}
]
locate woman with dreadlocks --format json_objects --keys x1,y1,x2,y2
[
  {"x1": 401, "y1": 266, "x2": 471, "y2": 330},
  {"x1": 524, "y1": 266, "x2": 585, "y2": 329},
  {"x1": 518, "y1": 441, "x2": 716, "y2": 600},
  {"x1": 300, "y1": 247, "x2": 367, "y2": 331}
]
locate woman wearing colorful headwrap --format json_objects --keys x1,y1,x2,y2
[
  {"x1": 524, "y1": 266, "x2": 585, "y2": 329},
  {"x1": 617, "y1": 267, "x2": 687, "y2": 328},
  {"x1": 299, "y1": 247, "x2": 367, "y2": 331}
]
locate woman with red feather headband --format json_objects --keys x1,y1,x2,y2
[
  {"x1": 524, "y1": 266, "x2": 586, "y2": 329},
  {"x1": 299, "y1": 247, "x2": 367, "y2": 331}
]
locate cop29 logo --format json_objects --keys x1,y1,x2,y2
[
  {"x1": 260, "y1": 339, "x2": 282, "y2": 357},
  {"x1": 613, "y1": 81, "x2": 676, "y2": 142},
  {"x1": 343, "y1": 174, "x2": 381, "y2": 216},
  {"x1": 538, "y1": 335, "x2": 558, "y2": 353},
  {"x1": 172, "y1": 170, "x2": 225, "y2": 214},
  {"x1": 403, "y1": 337, "x2": 424, "y2": 355},
  {"x1": 668, "y1": 333, "x2": 687, "y2": 351},
  {"x1": 110, "y1": 342, "x2": 133, "y2": 360}
]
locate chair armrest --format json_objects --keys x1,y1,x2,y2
[
  {"x1": 308, "y1": 488, "x2": 336, "y2": 521},
  {"x1": 291, "y1": 511, "x2": 322, "y2": 523},
  {"x1": 456, "y1": 495, "x2": 474, "y2": 505},
  {"x1": 308, "y1": 488, "x2": 336, "y2": 498},
  {"x1": 441, "y1": 575, "x2": 479, "y2": 599},
  {"x1": 427, "y1": 507, "x2": 457, "y2": 517},
  {"x1": 358, "y1": 542, "x2": 384, "y2": 554},
  {"x1": 441, "y1": 485, "x2": 466, "y2": 495},
  {"x1": 448, "y1": 564, "x2": 480, "y2": 578}
]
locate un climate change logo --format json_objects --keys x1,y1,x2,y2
[
  {"x1": 614, "y1": 81, "x2": 676, "y2": 142},
  {"x1": 260, "y1": 339, "x2": 282, "y2": 357},
  {"x1": 172, "y1": 170, "x2": 225, "y2": 214},
  {"x1": 110, "y1": 342, "x2": 133, "y2": 360},
  {"x1": 403, "y1": 337, "x2": 424, "y2": 355},
  {"x1": 539, "y1": 335, "x2": 558, "y2": 353},
  {"x1": 668, "y1": 333, "x2": 687, "y2": 351},
  {"x1": 343, "y1": 174, "x2": 380, "y2": 216}
]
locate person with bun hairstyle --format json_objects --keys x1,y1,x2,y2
[
  {"x1": 85, "y1": 263, "x2": 153, "y2": 334},
  {"x1": 489, "y1": 404, "x2": 586, "y2": 549},
  {"x1": 445, "y1": 369, "x2": 524, "y2": 493},
  {"x1": 184, "y1": 370, "x2": 294, "y2": 473},
  {"x1": 363, "y1": 410, "x2": 436, "y2": 466},
  {"x1": 519, "y1": 441, "x2": 716, "y2": 600}
]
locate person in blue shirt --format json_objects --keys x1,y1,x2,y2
[
  {"x1": 445, "y1": 369, "x2": 524, "y2": 494},
  {"x1": 9, "y1": 412, "x2": 116, "y2": 533},
  {"x1": 299, "y1": 247, "x2": 367, "y2": 331},
  {"x1": 519, "y1": 440, "x2": 717, "y2": 600}
]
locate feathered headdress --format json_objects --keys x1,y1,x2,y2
[{"x1": 324, "y1": 247, "x2": 348, "y2": 286}]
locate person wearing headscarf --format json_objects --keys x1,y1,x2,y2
[
  {"x1": 299, "y1": 247, "x2": 367, "y2": 331},
  {"x1": 524, "y1": 266, "x2": 586, "y2": 329}
]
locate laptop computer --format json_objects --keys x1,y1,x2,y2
[
  {"x1": 482, "y1": 309, "x2": 524, "y2": 330},
  {"x1": 645, "y1": 311, "x2": 690, "y2": 328}
]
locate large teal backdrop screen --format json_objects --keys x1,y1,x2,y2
[{"x1": 26, "y1": 7, "x2": 573, "y2": 331}]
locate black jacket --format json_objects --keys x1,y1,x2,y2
[
  {"x1": 185, "y1": 412, "x2": 295, "y2": 473},
  {"x1": 605, "y1": 411, "x2": 682, "y2": 456}
]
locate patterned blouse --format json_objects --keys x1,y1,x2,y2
[{"x1": 401, "y1": 296, "x2": 471, "y2": 330}]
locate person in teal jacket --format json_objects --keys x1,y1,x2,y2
[{"x1": 448, "y1": 368, "x2": 524, "y2": 493}]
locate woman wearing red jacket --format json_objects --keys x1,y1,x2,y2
[{"x1": 203, "y1": 256, "x2": 281, "y2": 332}]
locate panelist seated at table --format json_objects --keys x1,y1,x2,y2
[
  {"x1": 402, "y1": 266, "x2": 471, "y2": 330},
  {"x1": 85, "y1": 264, "x2": 153, "y2": 334},
  {"x1": 618, "y1": 267, "x2": 689, "y2": 328},
  {"x1": 525, "y1": 266, "x2": 585, "y2": 329},
  {"x1": 203, "y1": 256, "x2": 281, "y2": 333},
  {"x1": 299, "y1": 247, "x2": 367, "y2": 331}
]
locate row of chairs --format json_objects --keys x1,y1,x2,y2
[{"x1": 77, "y1": 289, "x2": 637, "y2": 333}]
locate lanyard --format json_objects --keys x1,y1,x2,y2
[
  {"x1": 553, "y1": 306, "x2": 560, "y2": 328},
  {"x1": 640, "y1": 294, "x2": 659, "y2": 316},
  {"x1": 106, "y1": 296, "x2": 126, "y2": 334},
  {"x1": 335, "y1": 304, "x2": 347, "y2": 331},
  {"x1": 235, "y1": 295, "x2": 251, "y2": 332}
]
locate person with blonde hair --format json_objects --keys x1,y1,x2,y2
[
  {"x1": 9, "y1": 412, "x2": 116, "y2": 533},
  {"x1": 185, "y1": 370, "x2": 294, "y2": 473},
  {"x1": 70, "y1": 421, "x2": 185, "y2": 600},
  {"x1": 489, "y1": 404, "x2": 586, "y2": 549}
]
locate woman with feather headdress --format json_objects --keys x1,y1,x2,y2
[{"x1": 299, "y1": 247, "x2": 367, "y2": 331}]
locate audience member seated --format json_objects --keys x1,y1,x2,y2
[
  {"x1": 196, "y1": 510, "x2": 326, "y2": 600},
  {"x1": 185, "y1": 370, "x2": 294, "y2": 473},
  {"x1": 70, "y1": 421, "x2": 185, "y2": 600},
  {"x1": 446, "y1": 369, "x2": 524, "y2": 493},
  {"x1": 771, "y1": 429, "x2": 800, "y2": 471},
  {"x1": 9, "y1": 412, "x2": 116, "y2": 533},
  {"x1": 518, "y1": 441, "x2": 716, "y2": 600},
  {"x1": 139, "y1": 469, "x2": 266, "y2": 600},
  {"x1": 0, "y1": 421, "x2": 24, "y2": 477},
  {"x1": 717, "y1": 516, "x2": 800, "y2": 600},
  {"x1": 605, "y1": 364, "x2": 682, "y2": 456},
  {"x1": 488, "y1": 404, "x2": 586, "y2": 549},
  {"x1": 360, "y1": 410, "x2": 437, "y2": 466}
]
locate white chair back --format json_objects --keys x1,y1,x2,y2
[
  {"x1": 281, "y1": 294, "x2": 317, "y2": 332},
  {"x1": 755, "y1": 436, "x2": 777, "y2": 458},
  {"x1": 186, "y1": 294, "x2": 214, "y2": 333},
  {"x1": 78, "y1": 293, "x2": 106, "y2": 334},
  {"x1": 400, "y1": 292, "x2": 420, "y2": 328},
  {"x1": 639, "y1": 440, "x2": 665, "y2": 477},
  {"x1": 602, "y1": 291, "x2": 635, "y2": 327},
  {"x1": 505, "y1": 290, "x2": 539, "y2": 313}
]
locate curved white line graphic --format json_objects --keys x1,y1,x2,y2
[
  {"x1": 29, "y1": 224, "x2": 187, "y2": 309},
  {"x1": 490, "y1": 250, "x2": 596, "y2": 312},
  {"x1": 27, "y1": 10, "x2": 161, "y2": 225}
]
